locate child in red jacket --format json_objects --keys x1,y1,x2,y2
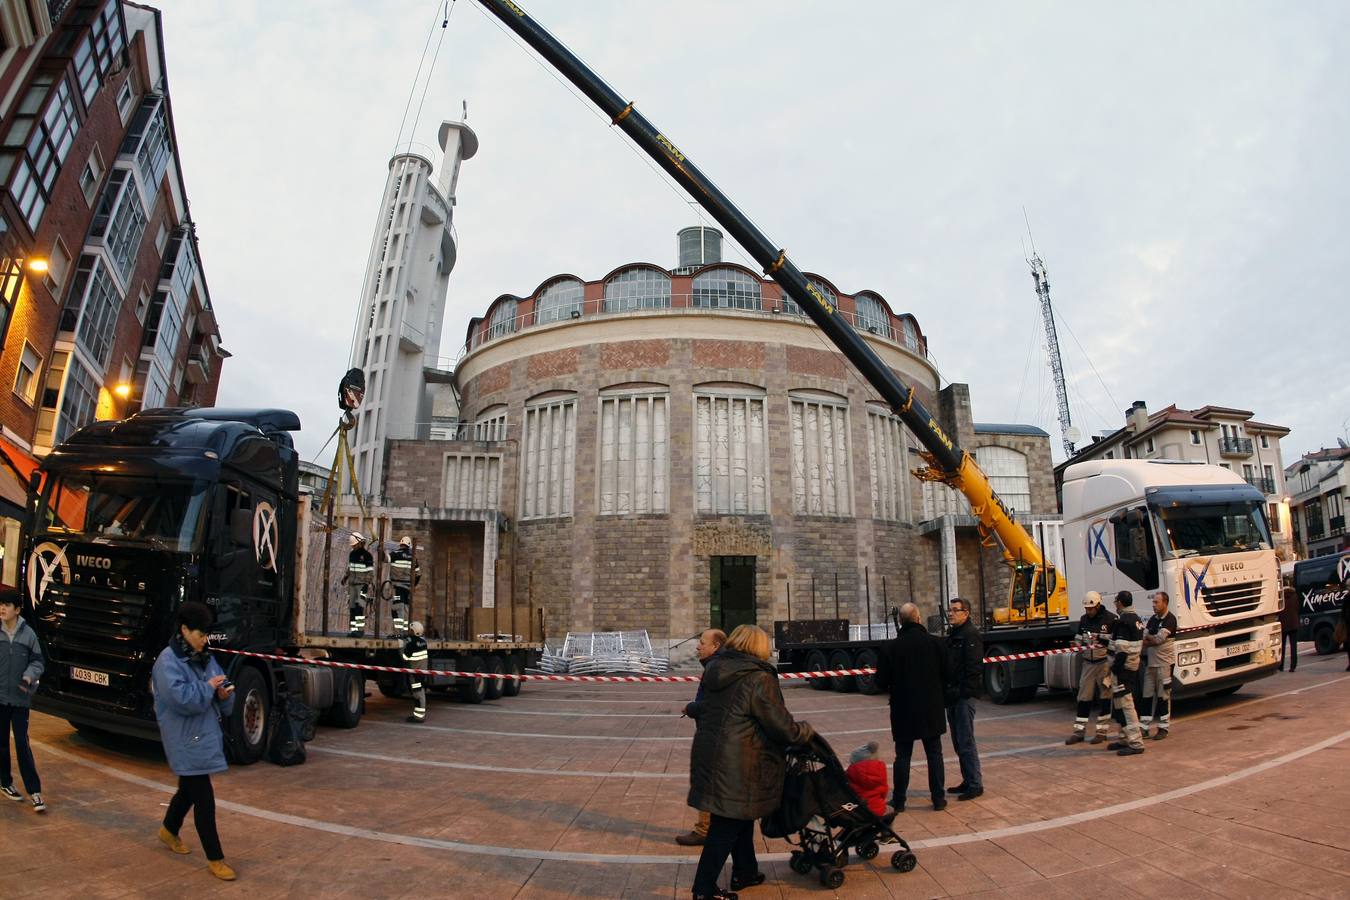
[{"x1": 845, "y1": 742, "x2": 894, "y2": 820}]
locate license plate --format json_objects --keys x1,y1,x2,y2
[
  {"x1": 70, "y1": 666, "x2": 110, "y2": 686},
  {"x1": 1224, "y1": 642, "x2": 1256, "y2": 658}
]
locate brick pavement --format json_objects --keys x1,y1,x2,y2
[{"x1": 1, "y1": 647, "x2": 1348, "y2": 898}]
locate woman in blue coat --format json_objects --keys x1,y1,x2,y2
[{"x1": 152, "y1": 601, "x2": 237, "y2": 881}]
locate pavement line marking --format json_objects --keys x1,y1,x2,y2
[
  {"x1": 440, "y1": 702, "x2": 890, "y2": 718},
  {"x1": 307, "y1": 745, "x2": 685, "y2": 778},
  {"x1": 34, "y1": 722, "x2": 1350, "y2": 866}
]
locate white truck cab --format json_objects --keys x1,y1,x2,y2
[{"x1": 1056, "y1": 459, "x2": 1281, "y2": 697}]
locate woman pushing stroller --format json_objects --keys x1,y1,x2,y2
[{"x1": 684, "y1": 624, "x2": 813, "y2": 900}]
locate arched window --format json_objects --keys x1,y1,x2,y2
[
  {"x1": 692, "y1": 267, "x2": 762, "y2": 311},
  {"x1": 782, "y1": 277, "x2": 836, "y2": 317},
  {"x1": 487, "y1": 298, "x2": 518, "y2": 341},
  {"x1": 854, "y1": 292, "x2": 892, "y2": 338},
  {"x1": 534, "y1": 278, "x2": 585, "y2": 325},
  {"x1": 899, "y1": 316, "x2": 920, "y2": 353},
  {"x1": 976, "y1": 445, "x2": 1031, "y2": 514},
  {"x1": 603, "y1": 267, "x2": 671, "y2": 312}
]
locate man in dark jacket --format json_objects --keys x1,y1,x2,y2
[
  {"x1": 676, "y1": 627, "x2": 725, "y2": 847},
  {"x1": 944, "y1": 598, "x2": 983, "y2": 801},
  {"x1": 874, "y1": 603, "x2": 949, "y2": 811},
  {"x1": 1, "y1": 588, "x2": 45, "y2": 811},
  {"x1": 1277, "y1": 585, "x2": 1299, "y2": 672}
]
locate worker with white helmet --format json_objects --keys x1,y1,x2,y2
[
  {"x1": 1065, "y1": 590, "x2": 1117, "y2": 745},
  {"x1": 342, "y1": 532, "x2": 374, "y2": 635},
  {"x1": 401, "y1": 621, "x2": 429, "y2": 723},
  {"x1": 387, "y1": 535, "x2": 420, "y2": 636}
]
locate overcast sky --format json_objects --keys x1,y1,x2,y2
[{"x1": 159, "y1": 1, "x2": 1349, "y2": 470}]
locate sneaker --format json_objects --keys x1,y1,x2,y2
[
  {"x1": 1151, "y1": 730, "x2": 1168, "y2": 741},
  {"x1": 957, "y1": 787, "x2": 984, "y2": 801},
  {"x1": 1, "y1": 784, "x2": 21, "y2": 801},
  {"x1": 1117, "y1": 746, "x2": 1145, "y2": 756},
  {"x1": 1106, "y1": 741, "x2": 1127, "y2": 751},
  {"x1": 675, "y1": 831, "x2": 706, "y2": 847},
  {"x1": 730, "y1": 871, "x2": 766, "y2": 890},
  {"x1": 947, "y1": 782, "x2": 968, "y2": 794},
  {"x1": 1065, "y1": 733, "x2": 1086, "y2": 745},
  {"x1": 1088, "y1": 735, "x2": 1107, "y2": 745},
  {"x1": 30, "y1": 793, "x2": 45, "y2": 812}
]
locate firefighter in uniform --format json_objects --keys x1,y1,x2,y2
[
  {"x1": 1065, "y1": 591, "x2": 1117, "y2": 745},
  {"x1": 342, "y1": 532, "x2": 375, "y2": 635},
  {"x1": 402, "y1": 621, "x2": 429, "y2": 723},
  {"x1": 388, "y1": 536, "x2": 420, "y2": 636},
  {"x1": 1141, "y1": 591, "x2": 1178, "y2": 740},
  {"x1": 1107, "y1": 590, "x2": 1146, "y2": 755}
]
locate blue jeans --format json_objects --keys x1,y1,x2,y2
[{"x1": 946, "y1": 697, "x2": 982, "y2": 791}]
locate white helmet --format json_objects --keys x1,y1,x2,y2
[
  {"x1": 409, "y1": 621, "x2": 424, "y2": 636},
  {"x1": 399, "y1": 536, "x2": 412, "y2": 548},
  {"x1": 349, "y1": 532, "x2": 366, "y2": 546},
  {"x1": 1083, "y1": 590, "x2": 1102, "y2": 610}
]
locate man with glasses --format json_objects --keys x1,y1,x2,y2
[{"x1": 944, "y1": 598, "x2": 984, "y2": 801}]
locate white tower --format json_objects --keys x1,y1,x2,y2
[{"x1": 350, "y1": 120, "x2": 479, "y2": 498}]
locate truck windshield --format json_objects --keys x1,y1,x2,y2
[
  {"x1": 38, "y1": 473, "x2": 210, "y2": 552},
  {"x1": 1151, "y1": 501, "x2": 1271, "y2": 558}
]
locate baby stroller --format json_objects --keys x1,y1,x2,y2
[{"x1": 762, "y1": 733, "x2": 916, "y2": 888}]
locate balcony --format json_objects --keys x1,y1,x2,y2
[
  {"x1": 1219, "y1": 437, "x2": 1253, "y2": 457},
  {"x1": 1244, "y1": 476, "x2": 1275, "y2": 495},
  {"x1": 399, "y1": 319, "x2": 425, "y2": 352},
  {"x1": 185, "y1": 341, "x2": 211, "y2": 385}
]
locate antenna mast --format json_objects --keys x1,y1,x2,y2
[{"x1": 1024, "y1": 218, "x2": 1076, "y2": 458}]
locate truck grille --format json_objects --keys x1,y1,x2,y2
[
  {"x1": 46, "y1": 584, "x2": 149, "y2": 642},
  {"x1": 1201, "y1": 580, "x2": 1263, "y2": 618},
  {"x1": 41, "y1": 585, "x2": 151, "y2": 702}
]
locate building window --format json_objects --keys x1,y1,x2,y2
[
  {"x1": 45, "y1": 236, "x2": 71, "y2": 295},
  {"x1": 790, "y1": 391, "x2": 851, "y2": 516},
  {"x1": 142, "y1": 287, "x2": 185, "y2": 376},
  {"x1": 977, "y1": 445, "x2": 1031, "y2": 515},
  {"x1": 922, "y1": 480, "x2": 968, "y2": 520},
  {"x1": 867, "y1": 408, "x2": 909, "y2": 521},
  {"x1": 442, "y1": 453, "x2": 502, "y2": 509},
  {"x1": 486, "y1": 297, "x2": 517, "y2": 341},
  {"x1": 533, "y1": 277, "x2": 584, "y2": 325},
  {"x1": 13, "y1": 343, "x2": 41, "y2": 405},
  {"x1": 6, "y1": 73, "x2": 80, "y2": 229},
  {"x1": 854, "y1": 292, "x2": 892, "y2": 338},
  {"x1": 54, "y1": 359, "x2": 98, "y2": 444},
  {"x1": 79, "y1": 146, "x2": 104, "y2": 204},
  {"x1": 1144, "y1": 437, "x2": 1155, "y2": 454},
  {"x1": 1105, "y1": 451, "x2": 1114, "y2": 459},
  {"x1": 693, "y1": 267, "x2": 761, "y2": 311},
  {"x1": 521, "y1": 394, "x2": 576, "y2": 519},
  {"x1": 603, "y1": 267, "x2": 670, "y2": 312},
  {"x1": 1263, "y1": 465, "x2": 1275, "y2": 491},
  {"x1": 135, "y1": 285, "x2": 150, "y2": 322},
  {"x1": 782, "y1": 276, "x2": 836, "y2": 317},
  {"x1": 154, "y1": 220, "x2": 169, "y2": 253},
  {"x1": 598, "y1": 389, "x2": 668, "y2": 515},
  {"x1": 62, "y1": 255, "x2": 120, "y2": 370},
  {"x1": 91, "y1": 168, "x2": 148, "y2": 281},
  {"x1": 899, "y1": 316, "x2": 921, "y2": 353},
  {"x1": 0, "y1": 258, "x2": 20, "y2": 344},
  {"x1": 474, "y1": 405, "x2": 508, "y2": 441},
  {"x1": 1305, "y1": 500, "x2": 1324, "y2": 539},
  {"x1": 73, "y1": 0, "x2": 125, "y2": 105},
  {"x1": 1260, "y1": 434, "x2": 1270, "y2": 449},
  {"x1": 116, "y1": 79, "x2": 135, "y2": 120},
  {"x1": 1189, "y1": 429, "x2": 1201, "y2": 445},
  {"x1": 694, "y1": 387, "x2": 768, "y2": 515},
  {"x1": 1268, "y1": 503, "x2": 1281, "y2": 532},
  {"x1": 121, "y1": 96, "x2": 170, "y2": 192},
  {"x1": 140, "y1": 360, "x2": 168, "y2": 409}
]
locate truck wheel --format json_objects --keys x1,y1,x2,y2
[
  {"x1": 457, "y1": 655, "x2": 487, "y2": 704},
  {"x1": 829, "y1": 650, "x2": 858, "y2": 692},
  {"x1": 804, "y1": 649, "x2": 832, "y2": 691},
  {"x1": 484, "y1": 655, "x2": 506, "y2": 701},
  {"x1": 1313, "y1": 624, "x2": 1339, "y2": 655},
  {"x1": 502, "y1": 656, "x2": 524, "y2": 697},
  {"x1": 226, "y1": 667, "x2": 269, "y2": 765},
  {"x1": 377, "y1": 676, "x2": 407, "y2": 699},
  {"x1": 328, "y1": 671, "x2": 364, "y2": 729},
  {"x1": 855, "y1": 648, "x2": 881, "y2": 695},
  {"x1": 984, "y1": 646, "x2": 1014, "y2": 705}
]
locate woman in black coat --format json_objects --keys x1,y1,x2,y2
[
  {"x1": 685, "y1": 624, "x2": 812, "y2": 900},
  {"x1": 874, "y1": 603, "x2": 950, "y2": 811}
]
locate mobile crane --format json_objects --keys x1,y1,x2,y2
[{"x1": 475, "y1": 0, "x2": 1069, "y2": 628}]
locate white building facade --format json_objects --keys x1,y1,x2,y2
[{"x1": 1286, "y1": 446, "x2": 1350, "y2": 559}]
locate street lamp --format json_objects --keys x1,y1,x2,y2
[
  {"x1": 113, "y1": 383, "x2": 132, "y2": 399},
  {"x1": 23, "y1": 257, "x2": 49, "y2": 274}
]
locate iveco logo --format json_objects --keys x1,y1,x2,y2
[
  {"x1": 75, "y1": 555, "x2": 112, "y2": 569},
  {"x1": 1220, "y1": 562, "x2": 1244, "y2": 573}
]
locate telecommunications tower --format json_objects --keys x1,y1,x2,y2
[{"x1": 1027, "y1": 250, "x2": 1079, "y2": 459}]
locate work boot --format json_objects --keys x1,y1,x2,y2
[
  {"x1": 1065, "y1": 733, "x2": 1085, "y2": 745},
  {"x1": 208, "y1": 860, "x2": 237, "y2": 881},
  {"x1": 1088, "y1": 734, "x2": 1107, "y2": 745},
  {"x1": 675, "y1": 831, "x2": 706, "y2": 847},
  {"x1": 1117, "y1": 746, "x2": 1145, "y2": 756},
  {"x1": 158, "y1": 826, "x2": 191, "y2": 855},
  {"x1": 958, "y1": 787, "x2": 984, "y2": 801},
  {"x1": 1106, "y1": 740, "x2": 1127, "y2": 751},
  {"x1": 730, "y1": 871, "x2": 766, "y2": 890},
  {"x1": 932, "y1": 798, "x2": 948, "y2": 811},
  {"x1": 1151, "y1": 729, "x2": 1168, "y2": 741}
]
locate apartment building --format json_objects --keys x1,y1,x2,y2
[
  {"x1": 1054, "y1": 401, "x2": 1293, "y2": 557},
  {"x1": 0, "y1": 1, "x2": 225, "y2": 586},
  {"x1": 1285, "y1": 446, "x2": 1350, "y2": 559}
]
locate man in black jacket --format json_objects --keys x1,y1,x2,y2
[
  {"x1": 875, "y1": 603, "x2": 949, "y2": 811},
  {"x1": 944, "y1": 598, "x2": 984, "y2": 801}
]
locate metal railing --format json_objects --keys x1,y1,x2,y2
[
  {"x1": 1244, "y1": 476, "x2": 1275, "y2": 494},
  {"x1": 462, "y1": 291, "x2": 930, "y2": 361},
  {"x1": 1219, "y1": 437, "x2": 1253, "y2": 456},
  {"x1": 1330, "y1": 515, "x2": 1346, "y2": 536}
]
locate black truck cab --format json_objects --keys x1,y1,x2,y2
[{"x1": 25, "y1": 408, "x2": 300, "y2": 746}]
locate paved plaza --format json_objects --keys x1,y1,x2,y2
[{"x1": 3, "y1": 647, "x2": 1349, "y2": 899}]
